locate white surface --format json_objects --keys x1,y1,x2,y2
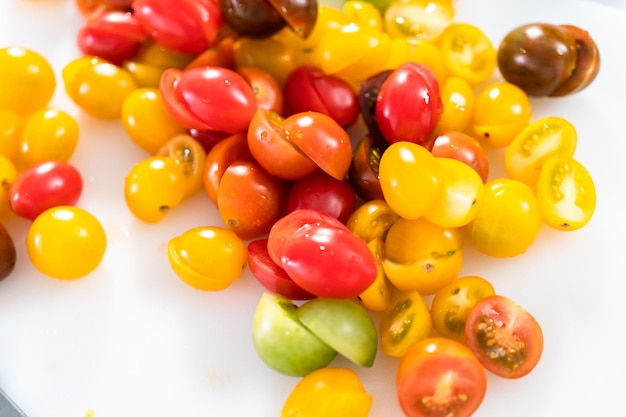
[{"x1": 0, "y1": 1, "x2": 625, "y2": 416}]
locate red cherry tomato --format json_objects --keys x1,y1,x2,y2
[
  {"x1": 247, "y1": 238, "x2": 316, "y2": 300},
  {"x1": 285, "y1": 169, "x2": 356, "y2": 224},
  {"x1": 465, "y1": 295, "x2": 544, "y2": 379},
  {"x1": 237, "y1": 66, "x2": 284, "y2": 115},
  {"x1": 280, "y1": 222, "x2": 378, "y2": 299},
  {"x1": 133, "y1": 0, "x2": 223, "y2": 55},
  {"x1": 76, "y1": 10, "x2": 145, "y2": 66},
  {"x1": 283, "y1": 65, "x2": 359, "y2": 127},
  {"x1": 375, "y1": 62, "x2": 443, "y2": 147},
  {"x1": 430, "y1": 131, "x2": 490, "y2": 182},
  {"x1": 9, "y1": 161, "x2": 83, "y2": 221},
  {"x1": 160, "y1": 66, "x2": 258, "y2": 134}
]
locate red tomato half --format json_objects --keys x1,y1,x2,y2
[
  {"x1": 9, "y1": 161, "x2": 83, "y2": 221},
  {"x1": 430, "y1": 130, "x2": 490, "y2": 182},
  {"x1": 280, "y1": 223, "x2": 378, "y2": 299},
  {"x1": 465, "y1": 295, "x2": 544, "y2": 379},
  {"x1": 375, "y1": 62, "x2": 443, "y2": 147},
  {"x1": 397, "y1": 337, "x2": 487, "y2": 417},
  {"x1": 247, "y1": 239, "x2": 316, "y2": 300}
]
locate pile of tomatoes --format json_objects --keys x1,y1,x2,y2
[{"x1": 0, "y1": 0, "x2": 601, "y2": 416}]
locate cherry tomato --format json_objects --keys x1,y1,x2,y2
[
  {"x1": 536, "y1": 156, "x2": 596, "y2": 231},
  {"x1": 0, "y1": 109, "x2": 23, "y2": 161},
  {"x1": 297, "y1": 297, "x2": 378, "y2": 367},
  {"x1": 26, "y1": 206, "x2": 107, "y2": 279},
  {"x1": 160, "y1": 66, "x2": 258, "y2": 134},
  {"x1": 0, "y1": 46, "x2": 56, "y2": 115},
  {"x1": 281, "y1": 367, "x2": 372, "y2": 417},
  {"x1": 383, "y1": 38, "x2": 448, "y2": 84},
  {"x1": 280, "y1": 222, "x2": 378, "y2": 299},
  {"x1": 498, "y1": 23, "x2": 600, "y2": 97},
  {"x1": 469, "y1": 81, "x2": 532, "y2": 148},
  {"x1": 432, "y1": 76, "x2": 475, "y2": 136},
  {"x1": 430, "y1": 131, "x2": 489, "y2": 183},
  {"x1": 9, "y1": 161, "x2": 83, "y2": 221},
  {"x1": 216, "y1": 160, "x2": 287, "y2": 240},
  {"x1": 167, "y1": 226, "x2": 247, "y2": 291},
  {"x1": 237, "y1": 66, "x2": 284, "y2": 115},
  {"x1": 397, "y1": 337, "x2": 487, "y2": 417},
  {"x1": 383, "y1": 0, "x2": 454, "y2": 41},
  {"x1": 202, "y1": 132, "x2": 253, "y2": 205},
  {"x1": 465, "y1": 178, "x2": 542, "y2": 258},
  {"x1": 285, "y1": 169, "x2": 357, "y2": 224},
  {"x1": 0, "y1": 156, "x2": 18, "y2": 217},
  {"x1": 246, "y1": 109, "x2": 319, "y2": 180},
  {"x1": 74, "y1": 0, "x2": 133, "y2": 19},
  {"x1": 133, "y1": 0, "x2": 223, "y2": 55},
  {"x1": 0, "y1": 223, "x2": 16, "y2": 281},
  {"x1": 348, "y1": 133, "x2": 388, "y2": 201},
  {"x1": 18, "y1": 108, "x2": 80, "y2": 167},
  {"x1": 358, "y1": 69, "x2": 392, "y2": 140},
  {"x1": 357, "y1": 237, "x2": 393, "y2": 312},
  {"x1": 422, "y1": 157, "x2": 485, "y2": 228},
  {"x1": 157, "y1": 134, "x2": 207, "y2": 199},
  {"x1": 378, "y1": 141, "x2": 444, "y2": 220},
  {"x1": 63, "y1": 57, "x2": 138, "y2": 119},
  {"x1": 383, "y1": 217, "x2": 463, "y2": 295},
  {"x1": 430, "y1": 275, "x2": 495, "y2": 343},
  {"x1": 504, "y1": 116, "x2": 577, "y2": 186},
  {"x1": 247, "y1": 239, "x2": 316, "y2": 300},
  {"x1": 252, "y1": 292, "x2": 337, "y2": 376},
  {"x1": 283, "y1": 65, "x2": 359, "y2": 127},
  {"x1": 375, "y1": 62, "x2": 443, "y2": 146},
  {"x1": 345, "y1": 199, "x2": 400, "y2": 243},
  {"x1": 76, "y1": 10, "x2": 145, "y2": 66},
  {"x1": 121, "y1": 87, "x2": 187, "y2": 154},
  {"x1": 233, "y1": 35, "x2": 299, "y2": 87},
  {"x1": 380, "y1": 288, "x2": 432, "y2": 358},
  {"x1": 342, "y1": 1, "x2": 383, "y2": 31},
  {"x1": 124, "y1": 156, "x2": 186, "y2": 223},
  {"x1": 438, "y1": 22, "x2": 497, "y2": 85},
  {"x1": 465, "y1": 295, "x2": 544, "y2": 379}
]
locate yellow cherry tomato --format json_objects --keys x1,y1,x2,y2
[
  {"x1": 26, "y1": 206, "x2": 107, "y2": 280},
  {"x1": 345, "y1": 199, "x2": 400, "y2": 242},
  {"x1": 430, "y1": 275, "x2": 495, "y2": 343},
  {"x1": 343, "y1": 1, "x2": 384, "y2": 31},
  {"x1": 0, "y1": 155, "x2": 18, "y2": 217},
  {"x1": 121, "y1": 88, "x2": 187, "y2": 154},
  {"x1": 0, "y1": 109, "x2": 24, "y2": 161},
  {"x1": 167, "y1": 226, "x2": 247, "y2": 291},
  {"x1": 438, "y1": 22, "x2": 497, "y2": 85},
  {"x1": 281, "y1": 367, "x2": 372, "y2": 417},
  {"x1": 384, "y1": 38, "x2": 448, "y2": 84},
  {"x1": 536, "y1": 156, "x2": 596, "y2": 231},
  {"x1": 383, "y1": 0, "x2": 455, "y2": 41},
  {"x1": 0, "y1": 46, "x2": 56, "y2": 115},
  {"x1": 357, "y1": 237, "x2": 393, "y2": 312},
  {"x1": 423, "y1": 157, "x2": 485, "y2": 228},
  {"x1": 379, "y1": 141, "x2": 444, "y2": 220},
  {"x1": 124, "y1": 156, "x2": 186, "y2": 223},
  {"x1": 380, "y1": 288, "x2": 432, "y2": 357},
  {"x1": 18, "y1": 107, "x2": 80, "y2": 167},
  {"x1": 469, "y1": 81, "x2": 532, "y2": 148},
  {"x1": 383, "y1": 217, "x2": 463, "y2": 295},
  {"x1": 465, "y1": 178, "x2": 542, "y2": 257},
  {"x1": 432, "y1": 75, "x2": 475, "y2": 135},
  {"x1": 505, "y1": 116, "x2": 578, "y2": 186},
  {"x1": 157, "y1": 134, "x2": 207, "y2": 199}
]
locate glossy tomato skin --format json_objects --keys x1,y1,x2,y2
[
  {"x1": 358, "y1": 69, "x2": 392, "y2": 140},
  {"x1": 285, "y1": 169, "x2": 357, "y2": 224},
  {"x1": 76, "y1": 10, "x2": 145, "y2": 66},
  {"x1": 375, "y1": 62, "x2": 443, "y2": 146},
  {"x1": 9, "y1": 161, "x2": 83, "y2": 221},
  {"x1": 247, "y1": 238, "x2": 316, "y2": 300},
  {"x1": 397, "y1": 337, "x2": 487, "y2": 417},
  {"x1": 0, "y1": 223, "x2": 16, "y2": 281},
  {"x1": 283, "y1": 65, "x2": 359, "y2": 127},
  {"x1": 431, "y1": 131, "x2": 489, "y2": 183},
  {"x1": 280, "y1": 223, "x2": 378, "y2": 299},
  {"x1": 465, "y1": 295, "x2": 544, "y2": 379},
  {"x1": 348, "y1": 133, "x2": 388, "y2": 201},
  {"x1": 217, "y1": 160, "x2": 287, "y2": 240},
  {"x1": 160, "y1": 66, "x2": 258, "y2": 134},
  {"x1": 203, "y1": 132, "x2": 253, "y2": 204},
  {"x1": 133, "y1": 0, "x2": 223, "y2": 55},
  {"x1": 237, "y1": 66, "x2": 284, "y2": 115}
]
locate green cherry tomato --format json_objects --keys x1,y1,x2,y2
[
  {"x1": 297, "y1": 297, "x2": 378, "y2": 367},
  {"x1": 252, "y1": 292, "x2": 338, "y2": 377},
  {"x1": 536, "y1": 155, "x2": 596, "y2": 231},
  {"x1": 26, "y1": 206, "x2": 107, "y2": 279}
]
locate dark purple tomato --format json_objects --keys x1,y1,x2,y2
[
  {"x1": 0, "y1": 223, "x2": 16, "y2": 281},
  {"x1": 348, "y1": 133, "x2": 387, "y2": 201},
  {"x1": 358, "y1": 69, "x2": 392, "y2": 140},
  {"x1": 284, "y1": 169, "x2": 357, "y2": 224},
  {"x1": 9, "y1": 161, "x2": 83, "y2": 221}
]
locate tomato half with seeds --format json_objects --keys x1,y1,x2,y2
[
  {"x1": 380, "y1": 289, "x2": 432, "y2": 358},
  {"x1": 397, "y1": 337, "x2": 487, "y2": 417},
  {"x1": 465, "y1": 295, "x2": 544, "y2": 379}
]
